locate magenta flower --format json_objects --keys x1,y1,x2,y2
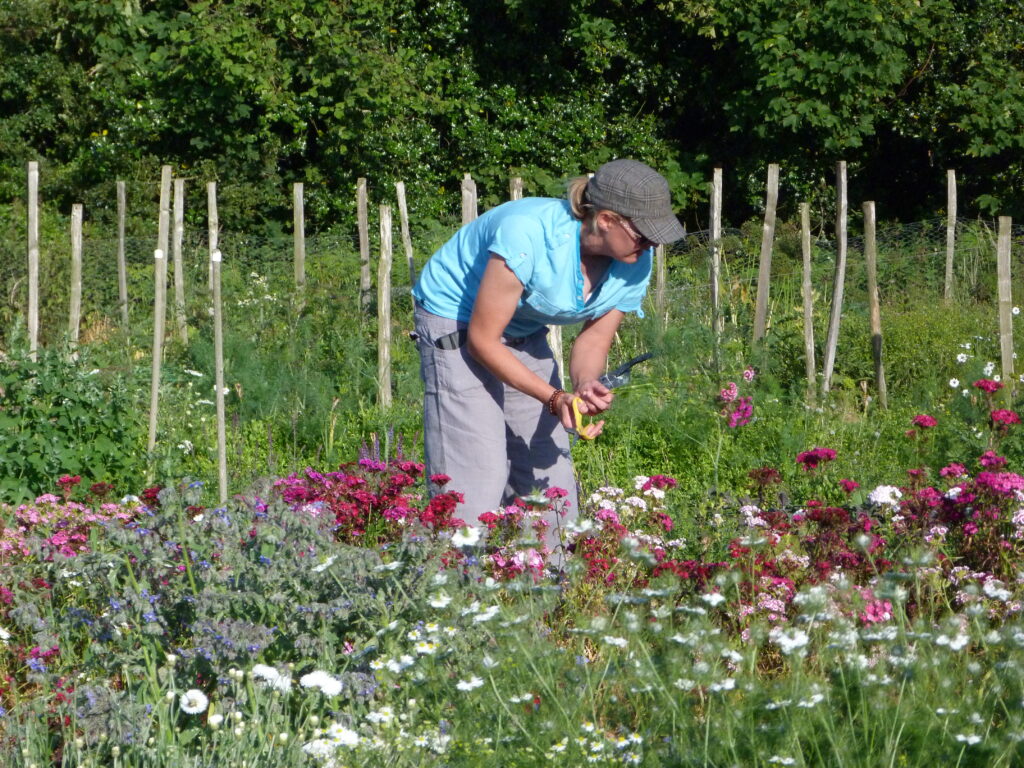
[
  {"x1": 728, "y1": 397, "x2": 754, "y2": 428},
  {"x1": 911, "y1": 414, "x2": 937, "y2": 429},
  {"x1": 979, "y1": 450, "x2": 1008, "y2": 468},
  {"x1": 991, "y1": 409, "x2": 1021, "y2": 427},
  {"x1": 839, "y1": 478, "x2": 860, "y2": 494},
  {"x1": 796, "y1": 447, "x2": 837, "y2": 471},
  {"x1": 973, "y1": 378, "x2": 1004, "y2": 394},
  {"x1": 940, "y1": 462, "x2": 967, "y2": 478}
]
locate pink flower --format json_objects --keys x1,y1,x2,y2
[
  {"x1": 991, "y1": 409, "x2": 1021, "y2": 427},
  {"x1": 728, "y1": 397, "x2": 753, "y2": 428},
  {"x1": 973, "y1": 378, "x2": 1004, "y2": 394},
  {"x1": 911, "y1": 414, "x2": 937, "y2": 429},
  {"x1": 979, "y1": 451, "x2": 1007, "y2": 468},
  {"x1": 719, "y1": 382, "x2": 738, "y2": 403},
  {"x1": 742, "y1": 366, "x2": 756, "y2": 382},
  {"x1": 839, "y1": 479, "x2": 860, "y2": 494},
  {"x1": 543, "y1": 486, "x2": 569, "y2": 500},
  {"x1": 940, "y1": 463, "x2": 967, "y2": 478}
]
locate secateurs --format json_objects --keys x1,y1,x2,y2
[{"x1": 570, "y1": 352, "x2": 655, "y2": 441}]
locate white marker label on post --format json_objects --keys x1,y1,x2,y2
[
  {"x1": 154, "y1": 249, "x2": 164, "y2": 260},
  {"x1": 211, "y1": 250, "x2": 222, "y2": 263}
]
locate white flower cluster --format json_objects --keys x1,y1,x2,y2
[{"x1": 867, "y1": 485, "x2": 902, "y2": 507}]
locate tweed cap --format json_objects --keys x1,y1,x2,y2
[{"x1": 585, "y1": 159, "x2": 686, "y2": 244}]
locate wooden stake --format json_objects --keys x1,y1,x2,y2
[
  {"x1": 800, "y1": 202, "x2": 816, "y2": 404},
  {"x1": 117, "y1": 181, "x2": 129, "y2": 327},
  {"x1": 207, "y1": 182, "x2": 219, "y2": 291},
  {"x1": 509, "y1": 176, "x2": 523, "y2": 201},
  {"x1": 147, "y1": 165, "x2": 172, "y2": 466},
  {"x1": 822, "y1": 161, "x2": 848, "y2": 394},
  {"x1": 654, "y1": 244, "x2": 667, "y2": 327},
  {"x1": 395, "y1": 181, "x2": 416, "y2": 285},
  {"x1": 212, "y1": 243, "x2": 228, "y2": 504},
  {"x1": 172, "y1": 178, "x2": 188, "y2": 345},
  {"x1": 944, "y1": 170, "x2": 957, "y2": 304},
  {"x1": 357, "y1": 177, "x2": 371, "y2": 311},
  {"x1": 68, "y1": 202, "x2": 82, "y2": 360},
  {"x1": 997, "y1": 216, "x2": 1014, "y2": 403},
  {"x1": 864, "y1": 201, "x2": 887, "y2": 409},
  {"x1": 752, "y1": 163, "x2": 779, "y2": 343},
  {"x1": 710, "y1": 167, "x2": 723, "y2": 338},
  {"x1": 378, "y1": 204, "x2": 393, "y2": 409},
  {"x1": 293, "y1": 182, "x2": 306, "y2": 299},
  {"x1": 208, "y1": 180, "x2": 228, "y2": 503},
  {"x1": 461, "y1": 173, "x2": 478, "y2": 224},
  {"x1": 27, "y1": 161, "x2": 39, "y2": 360},
  {"x1": 69, "y1": 204, "x2": 83, "y2": 356}
]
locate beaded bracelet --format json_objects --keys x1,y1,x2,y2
[{"x1": 547, "y1": 388, "x2": 565, "y2": 416}]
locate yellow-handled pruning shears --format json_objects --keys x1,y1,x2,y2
[
  {"x1": 571, "y1": 397, "x2": 600, "y2": 441},
  {"x1": 568, "y1": 352, "x2": 655, "y2": 443}
]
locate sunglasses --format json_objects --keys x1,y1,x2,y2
[{"x1": 614, "y1": 215, "x2": 655, "y2": 249}]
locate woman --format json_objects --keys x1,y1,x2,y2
[{"x1": 411, "y1": 158, "x2": 685, "y2": 559}]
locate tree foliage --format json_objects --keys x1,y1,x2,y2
[{"x1": 1, "y1": 0, "x2": 1022, "y2": 233}]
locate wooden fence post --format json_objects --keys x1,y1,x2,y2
[
  {"x1": 147, "y1": 165, "x2": 172, "y2": 468},
  {"x1": 864, "y1": 201, "x2": 887, "y2": 409},
  {"x1": 208, "y1": 180, "x2": 228, "y2": 503},
  {"x1": 293, "y1": 182, "x2": 306, "y2": 300},
  {"x1": 27, "y1": 161, "x2": 39, "y2": 360},
  {"x1": 822, "y1": 161, "x2": 848, "y2": 394},
  {"x1": 654, "y1": 244, "x2": 667, "y2": 327},
  {"x1": 800, "y1": 202, "x2": 816, "y2": 404},
  {"x1": 752, "y1": 163, "x2": 779, "y2": 343},
  {"x1": 378, "y1": 204, "x2": 393, "y2": 409},
  {"x1": 207, "y1": 182, "x2": 218, "y2": 291},
  {"x1": 997, "y1": 216, "x2": 1014, "y2": 403},
  {"x1": 212, "y1": 243, "x2": 228, "y2": 504},
  {"x1": 945, "y1": 170, "x2": 957, "y2": 304},
  {"x1": 509, "y1": 176, "x2": 523, "y2": 201},
  {"x1": 117, "y1": 181, "x2": 129, "y2": 327},
  {"x1": 461, "y1": 173, "x2": 478, "y2": 224},
  {"x1": 173, "y1": 178, "x2": 188, "y2": 344},
  {"x1": 357, "y1": 177, "x2": 372, "y2": 312},
  {"x1": 69, "y1": 204, "x2": 83, "y2": 357},
  {"x1": 395, "y1": 181, "x2": 416, "y2": 285},
  {"x1": 710, "y1": 167, "x2": 723, "y2": 338}
]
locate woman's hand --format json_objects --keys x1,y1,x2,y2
[
  {"x1": 553, "y1": 389, "x2": 606, "y2": 437},
  {"x1": 574, "y1": 378, "x2": 614, "y2": 415}
]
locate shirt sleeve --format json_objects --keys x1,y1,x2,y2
[{"x1": 486, "y1": 213, "x2": 547, "y2": 288}]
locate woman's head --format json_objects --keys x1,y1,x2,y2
[{"x1": 567, "y1": 159, "x2": 685, "y2": 245}]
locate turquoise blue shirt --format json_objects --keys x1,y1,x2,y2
[{"x1": 412, "y1": 198, "x2": 651, "y2": 337}]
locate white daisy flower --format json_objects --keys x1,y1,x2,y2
[
  {"x1": 179, "y1": 689, "x2": 209, "y2": 715},
  {"x1": 456, "y1": 676, "x2": 484, "y2": 691}
]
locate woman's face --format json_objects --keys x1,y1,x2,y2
[{"x1": 601, "y1": 211, "x2": 654, "y2": 263}]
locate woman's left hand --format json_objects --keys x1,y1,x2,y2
[{"x1": 573, "y1": 379, "x2": 614, "y2": 415}]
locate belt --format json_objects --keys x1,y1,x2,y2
[{"x1": 429, "y1": 329, "x2": 532, "y2": 350}]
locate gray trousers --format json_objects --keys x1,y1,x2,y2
[{"x1": 413, "y1": 303, "x2": 579, "y2": 558}]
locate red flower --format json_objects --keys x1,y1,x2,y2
[
  {"x1": 911, "y1": 414, "x2": 937, "y2": 429},
  {"x1": 839, "y1": 478, "x2": 860, "y2": 494},
  {"x1": 796, "y1": 447, "x2": 837, "y2": 471}
]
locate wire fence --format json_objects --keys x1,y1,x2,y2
[{"x1": 2, "y1": 209, "x2": 1024, "y2": 350}]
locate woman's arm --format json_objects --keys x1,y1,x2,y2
[
  {"x1": 569, "y1": 309, "x2": 624, "y2": 415},
  {"x1": 466, "y1": 255, "x2": 560, "y2": 404}
]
